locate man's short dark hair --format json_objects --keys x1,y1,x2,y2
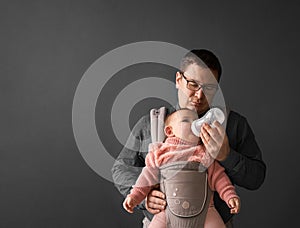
[{"x1": 180, "y1": 49, "x2": 222, "y2": 81}]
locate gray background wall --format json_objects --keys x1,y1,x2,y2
[{"x1": 1, "y1": 0, "x2": 299, "y2": 227}]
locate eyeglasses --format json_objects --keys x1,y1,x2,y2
[{"x1": 179, "y1": 72, "x2": 218, "y2": 95}]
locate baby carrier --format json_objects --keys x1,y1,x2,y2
[{"x1": 150, "y1": 107, "x2": 213, "y2": 228}]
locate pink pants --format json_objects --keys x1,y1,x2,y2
[{"x1": 147, "y1": 205, "x2": 225, "y2": 228}]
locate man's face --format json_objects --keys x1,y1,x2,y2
[
  {"x1": 170, "y1": 109, "x2": 199, "y2": 144},
  {"x1": 176, "y1": 63, "x2": 219, "y2": 116}
]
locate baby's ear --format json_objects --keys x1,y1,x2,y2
[{"x1": 164, "y1": 126, "x2": 174, "y2": 137}]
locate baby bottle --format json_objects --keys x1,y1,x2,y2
[{"x1": 191, "y1": 107, "x2": 225, "y2": 136}]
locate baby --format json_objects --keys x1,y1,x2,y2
[{"x1": 123, "y1": 109, "x2": 240, "y2": 228}]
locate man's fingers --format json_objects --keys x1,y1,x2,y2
[
  {"x1": 145, "y1": 189, "x2": 166, "y2": 214},
  {"x1": 200, "y1": 127, "x2": 210, "y2": 143},
  {"x1": 150, "y1": 189, "x2": 165, "y2": 199},
  {"x1": 204, "y1": 122, "x2": 223, "y2": 140},
  {"x1": 212, "y1": 120, "x2": 223, "y2": 131},
  {"x1": 148, "y1": 195, "x2": 166, "y2": 209},
  {"x1": 148, "y1": 201, "x2": 165, "y2": 210},
  {"x1": 148, "y1": 189, "x2": 166, "y2": 208},
  {"x1": 145, "y1": 197, "x2": 162, "y2": 214}
]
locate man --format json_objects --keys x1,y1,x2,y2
[{"x1": 112, "y1": 49, "x2": 266, "y2": 227}]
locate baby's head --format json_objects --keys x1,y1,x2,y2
[{"x1": 164, "y1": 109, "x2": 200, "y2": 144}]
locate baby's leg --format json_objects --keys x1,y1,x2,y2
[
  {"x1": 148, "y1": 211, "x2": 166, "y2": 228},
  {"x1": 204, "y1": 206, "x2": 226, "y2": 228}
]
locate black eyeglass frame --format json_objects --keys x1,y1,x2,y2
[{"x1": 179, "y1": 71, "x2": 219, "y2": 94}]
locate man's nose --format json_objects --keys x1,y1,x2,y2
[{"x1": 194, "y1": 88, "x2": 205, "y2": 99}]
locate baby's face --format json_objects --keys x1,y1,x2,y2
[{"x1": 171, "y1": 109, "x2": 199, "y2": 144}]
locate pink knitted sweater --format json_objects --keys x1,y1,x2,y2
[{"x1": 128, "y1": 137, "x2": 238, "y2": 207}]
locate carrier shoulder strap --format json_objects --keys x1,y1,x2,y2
[{"x1": 150, "y1": 107, "x2": 167, "y2": 143}]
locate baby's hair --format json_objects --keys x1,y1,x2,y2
[
  {"x1": 164, "y1": 111, "x2": 176, "y2": 127},
  {"x1": 165, "y1": 108, "x2": 196, "y2": 126}
]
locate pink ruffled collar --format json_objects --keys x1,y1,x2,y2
[{"x1": 164, "y1": 137, "x2": 199, "y2": 146}]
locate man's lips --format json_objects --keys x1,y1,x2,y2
[{"x1": 191, "y1": 101, "x2": 201, "y2": 106}]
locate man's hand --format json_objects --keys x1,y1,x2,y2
[
  {"x1": 145, "y1": 188, "x2": 166, "y2": 214},
  {"x1": 200, "y1": 121, "x2": 230, "y2": 161}
]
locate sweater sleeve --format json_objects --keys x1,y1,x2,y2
[
  {"x1": 127, "y1": 148, "x2": 160, "y2": 205},
  {"x1": 208, "y1": 161, "x2": 239, "y2": 206}
]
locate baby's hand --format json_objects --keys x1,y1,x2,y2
[
  {"x1": 123, "y1": 196, "x2": 138, "y2": 213},
  {"x1": 228, "y1": 197, "x2": 241, "y2": 214}
]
